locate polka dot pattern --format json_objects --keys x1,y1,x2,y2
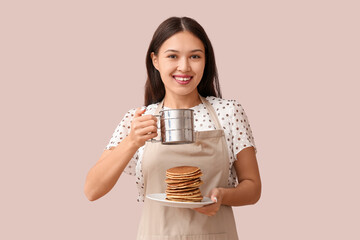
[{"x1": 105, "y1": 96, "x2": 257, "y2": 202}]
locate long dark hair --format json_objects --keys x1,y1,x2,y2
[{"x1": 144, "y1": 16, "x2": 222, "y2": 106}]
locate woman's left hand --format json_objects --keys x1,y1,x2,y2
[{"x1": 193, "y1": 188, "x2": 223, "y2": 216}]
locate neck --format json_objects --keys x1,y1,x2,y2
[{"x1": 163, "y1": 91, "x2": 202, "y2": 109}]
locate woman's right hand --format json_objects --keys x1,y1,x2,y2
[{"x1": 127, "y1": 107, "x2": 158, "y2": 148}]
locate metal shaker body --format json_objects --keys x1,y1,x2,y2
[{"x1": 159, "y1": 109, "x2": 195, "y2": 144}]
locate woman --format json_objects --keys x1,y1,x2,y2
[{"x1": 84, "y1": 16, "x2": 261, "y2": 240}]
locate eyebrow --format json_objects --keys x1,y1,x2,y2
[{"x1": 164, "y1": 49, "x2": 204, "y2": 53}]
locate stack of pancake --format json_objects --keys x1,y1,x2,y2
[{"x1": 165, "y1": 166, "x2": 203, "y2": 202}]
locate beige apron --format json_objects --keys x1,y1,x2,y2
[{"x1": 136, "y1": 96, "x2": 239, "y2": 240}]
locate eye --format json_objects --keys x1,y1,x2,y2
[
  {"x1": 167, "y1": 55, "x2": 177, "y2": 59},
  {"x1": 191, "y1": 55, "x2": 201, "y2": 59}
]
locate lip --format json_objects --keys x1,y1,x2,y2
[
  {"x1": 173, "y1": 75, "x2": 192, "y2": 78},
  {"x1": 173, "y1": 76, "x2": 193, "y2": 85}
]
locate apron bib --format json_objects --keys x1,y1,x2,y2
[{"x1": 136, "y1": 96, "x2": 239, "y2": 240}]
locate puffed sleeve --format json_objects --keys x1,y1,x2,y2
[
  {"x1": 230, "y1": 101, "x2": 257, "y2": 158},
  {"x1": 104, "y1": 108, "x2": 138, "y2": 176}
]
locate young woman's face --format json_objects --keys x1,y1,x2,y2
[{"x1": 151, "y1": 31, "x2": 206, "y2": 98}]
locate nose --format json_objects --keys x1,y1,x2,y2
[{"x1": 177, "y1": 57, "x2": 190, "y2": 72}]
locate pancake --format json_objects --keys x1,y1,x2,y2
[
  {"x1": 166, "y1": 170, "x2": 202, "y2": 177},
  {"x1": 166, "y1": 192, "x2": 201, "y2": 197},
  {"x1": 167, "y1": 194, "x2": 202, "y2": 199},
  {"x1": 166, "y1": 178, "x2": 201, "y2": 186},
  {"x1": 166, "y1": 180, "x2": 203, "y2": 189},
  {"x1": 166, "y1": 189, "x2": 201, "y2": 196},
  {"x1": 165, "y1": 187, "x2": 198, "y2": 193},
  {"x1": 165, "y1": 177, "x2": 199, "y2": 184},
  {"x1": 166, "y1": 196, "x2": 203, "y2": 202},
  {"x1": 166, "y1": 166, "x2": 200, "y2": 175},
  {"x1": 165, "y1": 166, "x2": 204, "y2": 203},
  {"x1": 165, "y1": 173, "x2": 203, "y2": 180}
]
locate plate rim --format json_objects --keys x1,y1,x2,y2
[{"x1": 146, "y1": 193, "x2": 213, "y2": 208}]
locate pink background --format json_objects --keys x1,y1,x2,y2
[{"x1": 1, "y1": 0, "x2": 359, "y2": 239}]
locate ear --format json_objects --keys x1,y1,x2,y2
[{"x1": 151, "y1": 52, "x2": 159, "y2": 71}]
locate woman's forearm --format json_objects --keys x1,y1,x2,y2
[
  {"x1": 84, "y1": 137, "x2": 138, "y2": 201},
  {"x1": 219, "y1": 179, "x2": 261, "y2": 206}
]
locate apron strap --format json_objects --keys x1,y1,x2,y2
[
  {"x1": 199, "y1": 96, "x2": 222, "y2": 130},
  {"x1": 154, "y1": 99, "x2": 164, "y2": 115},
  {"x1": 153, "y1": 95, "x2": 222, "y2": 130}
]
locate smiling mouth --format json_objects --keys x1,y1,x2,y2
[{"x1": 173, "y1": 76, "x2": 193, "y2": 85}]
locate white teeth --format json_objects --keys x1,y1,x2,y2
[{"x1": 174, "y1": 77, "x2": 191, "y2": 81}]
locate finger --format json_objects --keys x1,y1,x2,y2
[
  {"x1": 201, "y1": 203, "x2": 216, "y2": 211},
  {"x1": 134, "y1": 107, "x2": 146, "y2": 118},
  {"x1": 132, "y1": 119, "x2": 157, "y2": 130},
  {"x1": 208, "y1": 188, "x2": 220, "y2": 202},
  {"x1": 192, "y1": 208, "x2": 213, "y2": 216},
  {"x1": 192, "y1": 208, "x2": 205, "y2": 214},
  {"x1": 193, "y1": 203, "x2": 216, "y2": 212},
  {"x1": 136, "y1": 125, "x2": 158, "y2": 136},
  {"x1": 141, "y1": 132, "x2": 158, "y2": 141},
  {"x1": 137, "y1": 114, "x2": 158, "y2": 122},
  {"x1": 192, "y1": 209, "x2": 202, "y2": 214}
]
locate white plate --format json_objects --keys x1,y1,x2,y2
[{"x1": 146, "y1": 193, "x2": 214, "y2": 208}]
